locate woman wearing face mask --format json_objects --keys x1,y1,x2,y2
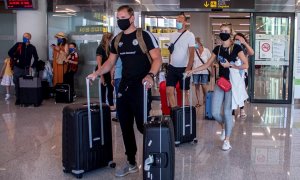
[
  {"x1": 187, "y1": 23, "x2": 249, "y2": 151},
  {"x1": 95, "y1": 32, "x2": 115, "y2": 111},
  {"x1": 52, "y1": 32, "x2": 68, "y2": 86},
  {"x1": 192, "y1": 37, "x2": 212, "y2": 107},
  {"x1": 232, "y1": 33, "x2": 254, "y2": 118}
]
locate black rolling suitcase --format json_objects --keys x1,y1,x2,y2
[
  {"x1": 62, "y1": 78, "x2": 115, "y2": 179},
  {"x1": 143, "y1": 83, "x2": 175, "y2": 180},
  {"x1": 55, "y1": 83, "x2": 73, "y2": 103},
  {"x1": 42, "y1": 80, "x2": 51, "y2": 99},
  {"x1": 19, "y1": 75, "x2": 43, "y2": 107},
  {"x1": 171, "y1": 75, "x2": 197, "y2": 147}
]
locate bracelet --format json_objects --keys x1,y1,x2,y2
[{"x1": 147, "y1": 72, "x2": 155, "y2": 79}]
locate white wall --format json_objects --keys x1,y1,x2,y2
[
  {"x1": 16, "y1": 0, "x2": 47, "y2": 60},
  {"x1": 189, "y1": 13, "x2": 213, "y2": 50}
]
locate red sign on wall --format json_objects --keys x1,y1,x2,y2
[{"x1": 5, "y1": 0, "x2": 37, "y2": 10}]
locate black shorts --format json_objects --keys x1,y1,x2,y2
[{"x1": 166, "y1": 65, "x2": 190, "y2": 90}]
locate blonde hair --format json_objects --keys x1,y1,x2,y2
[
  {"x1": 195, "y1": 37, "x2": 202, "y2": 46},
  {"x1": 220, "y1": 22, "x2": 235, "y2": 40},
  {"x1": 100, "y1": 32, "x2": 113, "y2": 57}
]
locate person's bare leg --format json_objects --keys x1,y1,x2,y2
[
  {"x1": 166, "y1": 86, "x2": 176, "y2": 107},
  {"x1": 194, "y1": 84, "x2": 200, "y2": 106},
  {"x1": 184, "y1": 90, "x2": 190, "y2": 106},
  {"x1": 6, "y1": 86, "x2": 10, "y2": 94},
  {"x1": 202, "y1": 84, "x2": 209, "y2": 104}
]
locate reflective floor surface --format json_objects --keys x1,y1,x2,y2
[{"x1": 0, "y1": 96, "x2": 300, "y2": 180}]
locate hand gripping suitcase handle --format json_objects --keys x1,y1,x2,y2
[
  {"x1": 182, "y1": 73, "x2": 193, "y2": 136},
  {"x1": 86, "y1": 77, "x2": 105, "y2": 148}
]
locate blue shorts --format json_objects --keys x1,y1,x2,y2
[{"x1": 193, "y1": 74, "x2": 209, "y2": 85}]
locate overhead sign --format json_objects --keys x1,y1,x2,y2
[
  {"x1": 180, "y1": 0, "x2": 255, "y2": 9},
  {"x1": 4, "y1": 0, "x2": 37, "y2": 10}
]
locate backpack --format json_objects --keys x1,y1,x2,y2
[
  {"x1": 113, "y1": 28, "x2": 152, "y2": 64},
  {"x1": 10, "y1": 43, "x2": 22, "y2": 70}
]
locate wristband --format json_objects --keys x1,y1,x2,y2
[{"x1": 147, "y1": 72, "x2": 155, "y2": 79}]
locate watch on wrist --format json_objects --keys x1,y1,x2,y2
[{"x1": 147, "y1": 72, "x2": 155, "y2": 79}]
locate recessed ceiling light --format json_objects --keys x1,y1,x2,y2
[
  {"x1": 209, "y1": 15, "x2": 230, "y2": 18},
  {"x1": 212, "y1": 23, "x2": 222, "y2": 26}
]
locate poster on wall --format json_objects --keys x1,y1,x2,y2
[
  {"x1": 272, "y1": 42, "x2": 285, "y2": 59},
  {"x1": 259, "y1": 40, "x2": 273, "y2": 59}
]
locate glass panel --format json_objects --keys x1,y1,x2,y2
[
  {"x1": 0, "y1": 13, "x2": 16, "y2": 95},
  {"x1": 48, "y1": 12, "x2": 112, "y2": 97},
  {"x1": 254, "y1": 16, "x2": 291, "y2": 101}
]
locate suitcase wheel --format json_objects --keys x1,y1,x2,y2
[
  {"x1": 75, "y1": 174, "x2": 83, "y2": 179},
  {"x1": 192, "y1": 139, "x2": 198, "y2": 144},
  {"x1": 109, "y1": 161, "x2": 116, "y2": 168}
]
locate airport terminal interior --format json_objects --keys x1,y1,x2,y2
[{"x1": 1, "y1": 0, "x2": 300, "y2": 179}]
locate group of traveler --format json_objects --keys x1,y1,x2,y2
[
  {"x1": 0, "y1": 4, "x2": 254, "y2": 177},
  {"x1": 0, "y1": 32, "x2": 79, "y2": 105},
  {"x1": 87, "y1": 5, "x2": 254, "y2": 177}
]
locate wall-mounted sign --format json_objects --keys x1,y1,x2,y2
[
  {"x1": 180, "y1": 0, "x2": 255, "y2": 9},
  {"x1": 75, "y1": 25, "x2": 107, "y2": 34},
  {"x1": 4, "y1": 0, "x2": 37, "y2": 10},
  {"x1": 259, "y1": 40, "x2": 272, "y2": 59}
]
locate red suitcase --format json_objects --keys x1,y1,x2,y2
[{"x1": 159, "y1": 81, "x2": 182, "y2": 115}]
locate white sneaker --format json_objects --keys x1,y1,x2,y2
[
  {"x1": 240, "y1": 109, "x2": 247, "y2": 118},
  {"x1": 115, "y1": 162, "x2": 138, "y2": 177},
  {"x1": 220, "y1": 129, "x2": 225, "y2": 141},
  {"x1": 222, "y1": 140, "x2": 232, "y2": 151},
  {"x1": 5, "y1": 94, "x2": 10, "y2": 100}
]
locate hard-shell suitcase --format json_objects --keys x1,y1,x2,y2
[
  {"x1": 205, "y1": 71, "x2": 215, "y2": 120},
  {"x1": 19, "y1": 75, "x2": 43, "y2": 107},
  {"x1": 62, "y1": 78, "x2": 115, "y2": 179},
  {"x1": 55, "y1": 83, "x2": 73, "y2": 103},
  {"x1": 205, "y1": 91, "x2": 214, "y2": 120},
  {"x1": 143, "y1": 83, "x2": 175, "y2": 180},
  {"x1": 170, "y1": 75, "x2": 197, "y2": 147},
  {"x1": 159, "y1": 81, "x2": 182, "y2": 115},
  {"x1": 42, "y1": 80, "x2": 50, "y2": 99}
]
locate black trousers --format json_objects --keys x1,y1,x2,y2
[
  {"x1": 13, "y1": 66, "x2": 26, "y2": 101},
  {"x1": 117, "y1": 83, "x2": 151, "y2": 165},
  {"x1": 101, "y1": 73, "x2": 114, "y2": 106}
]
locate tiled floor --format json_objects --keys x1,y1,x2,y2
[{"x1": 0, "y1": 96, "x2": 300, "y2": 180}]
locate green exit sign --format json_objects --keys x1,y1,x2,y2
[{"x1": 180, "y1": 0, "x2": 255, "y2": 9}]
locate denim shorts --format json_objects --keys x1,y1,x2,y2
[{"x1": 193, "y1": 74, "x2": 209, "y2": 85}]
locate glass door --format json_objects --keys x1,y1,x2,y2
[{"x1": 250, "y1": 14, "x2": 294, "y2": 104}]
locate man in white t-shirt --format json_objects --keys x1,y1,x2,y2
[
  {"x1": 193, "y1": 37, "x2": 211, "y2": 107},
  {"x1": 166, "y1": 14, "x2": 195, "y2": 107}
]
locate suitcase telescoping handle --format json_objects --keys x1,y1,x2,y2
[
  {"x1": 86, "y1": 77, "x2": 105, "y2": 148},
  {"x1": 182, "y1": 73, "x2": 193, "y2": 136},
  {"x1": 143, "y1": 82, "x2": 148, "y2": 123}
]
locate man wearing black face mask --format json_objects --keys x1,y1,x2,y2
[
  {"x1": 88, "y1": 5, "x2": 162, "y2": 177},
  {"x1": 8, "y1": 32, "x2": 39, "y2": 105}
]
